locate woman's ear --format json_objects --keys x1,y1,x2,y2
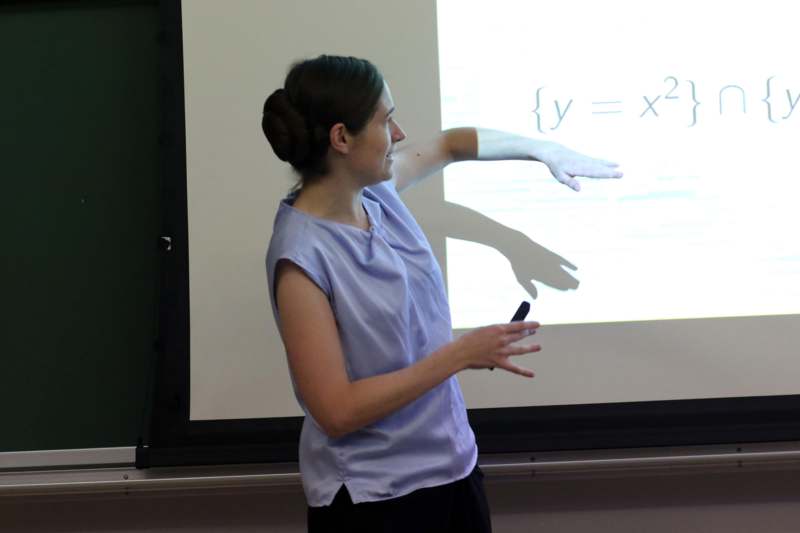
[{"x1": 329, "y1": 123, "x2": 350, "y2": 155}]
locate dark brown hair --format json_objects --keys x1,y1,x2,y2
[{"x1": 262, "y1": 55, "x2": 384, "y2": 183}]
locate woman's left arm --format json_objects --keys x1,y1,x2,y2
[{"x1": 391, "y1": 127, "x2": 622, "y2": 193}]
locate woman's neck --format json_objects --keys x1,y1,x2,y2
[{"x1": 293, "y1": 175, "x2": 369, "y2": 230}]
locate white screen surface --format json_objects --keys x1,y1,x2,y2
[
  {"x1": 439, "y1": 0, "x2": 800, "y2": 327},
  {"x1": 183, "y1": 1, "x2": 799, "y2": 421}
]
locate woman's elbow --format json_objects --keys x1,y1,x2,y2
[{"x1": 314, "y1": 408, "x2": 352, "y2": 440}]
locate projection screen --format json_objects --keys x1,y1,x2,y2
[{"x1": 181, "y1": 0, "x2": 799, "y2": 422}]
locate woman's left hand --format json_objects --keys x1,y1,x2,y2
[{"x1": 535, "y1": 142, "x2": 623, "y2": 191}]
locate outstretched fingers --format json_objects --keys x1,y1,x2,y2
[
  {"x1": 496, "y1": 321, "x2": 540, "y2": 378},
  {"x1": 573, "y1": 159, "x2": 623, "y2": 179},
  {"x1": 506, "y1": 320, "x2": 540, "y2": 331},
  {"x1": 555, "y1": 171, "x2": 581, "y2": 192},
  {"x1": 499, "y1": 342, "x2": 541, "y2": 357},
  {"x1": 588, "y1": 163, "x2": 623, "y2": 179},
  {"x1": 503, "y1": 320, "x2": 540, "y2": 336},
  {"x1": 495, "y1": 359, "x2": 535, "y2": 378},
  {"x1": 501, "y1": 330, "x2": 536, "y2": 345}
]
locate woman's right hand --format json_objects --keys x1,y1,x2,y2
[{"x1": 453, "y1": 321, "x2": 541, "y2": 378}]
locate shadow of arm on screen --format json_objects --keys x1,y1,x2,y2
[{"x1": 442, "y1": 201, "x2": 579, "y2": 299}]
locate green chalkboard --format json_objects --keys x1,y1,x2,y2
[{"x1": 2, "y1": 1, "x2": 160, "y2": 452}]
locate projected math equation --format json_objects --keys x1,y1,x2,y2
[{"x1": 534, "y1": 76, "x2": 799, "y2": 132}]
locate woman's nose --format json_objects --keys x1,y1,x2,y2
[{"x1": 392, "y1": 122, "x2": 406, "y2": 143}]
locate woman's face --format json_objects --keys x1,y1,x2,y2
[{"x1": 348, "y1": 82, "x2": 406, "y2": 184}]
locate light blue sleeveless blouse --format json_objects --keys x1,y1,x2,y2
[{"x1": 266, "y1": 181, "x2": 477, "y2": 507}]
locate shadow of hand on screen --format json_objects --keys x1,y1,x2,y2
[{"x1": 441, "y1": 201, "x2": 578, "y2": 299}]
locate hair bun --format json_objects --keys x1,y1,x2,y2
[{"x1": 262, "y1": 89, "x2": 311, "y2": 165}]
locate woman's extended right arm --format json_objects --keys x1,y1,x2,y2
[{"x1": 275, "y1": 260, "x2": 540, "y2": 439}]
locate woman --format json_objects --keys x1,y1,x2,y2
[{"x1": 263, "y1": 55, "x2": 621, "y2": 532}]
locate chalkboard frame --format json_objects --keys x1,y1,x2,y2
[{"x1": 138, "y1": 0, "x2": 800, "y2": 469}]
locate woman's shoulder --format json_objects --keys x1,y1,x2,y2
[
  {"x1": 365, "y1": 179, "x2": 401, "y2": 204},
  {"x1": 364, "y1": 180, "x2": 412, "y2": 224},
  {"x1": 365, "y1": 180, "x2": 428, "y2": 242},
  {"x1": 267, "y1": 203, "x2": 316, "y2": 263},
  {"x1": 266, "y1": 204, "x2": 335, "y2": 295}
]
